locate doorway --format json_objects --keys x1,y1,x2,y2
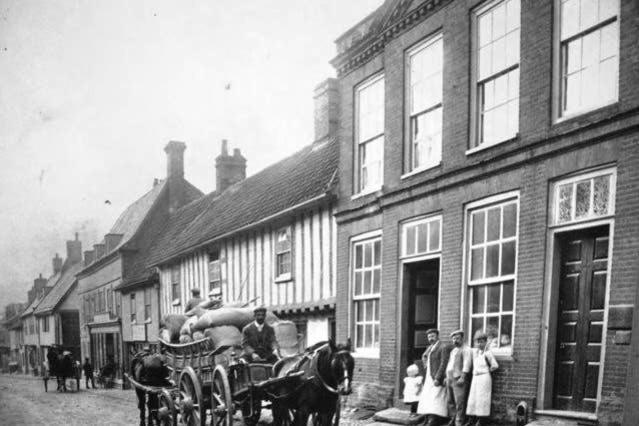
[
  {"x1": 552, "y1": 225, "x2": 609, "y2": 412},
  {"x1": 404, "y1": 258, "x2": 440, "y2": 367}
]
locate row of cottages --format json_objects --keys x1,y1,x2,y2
[
  {"x1": 3, "y1": 303, "x2": 24, "y2": 372},
  {"x1": 77, "y1": 142, "x2": 202, "y2": 384},
  {"x1": 146, "y1": 82, "x2": 340, "y2": 346},
  {"x1": 20, "y1": 272, "x2": 54, "y2": 373},
  {"x1": 330, "y1": 0, "x2": 639, "y2": 424}
]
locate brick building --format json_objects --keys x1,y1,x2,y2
[{"x1": 330, "y1": 0, "x2": 638, "y2": 424}]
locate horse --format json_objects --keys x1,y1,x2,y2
[
  {"x1": 271, "y1": 339, "x2": 354, "y2": 426},
  {"x1": 47, "y1": 347, "x2": 75, "y2": 392},
  {"x1": 130, "y1": 350, "x2": 171, "y2": 426}
]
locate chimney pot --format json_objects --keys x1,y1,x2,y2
[
  {"x1": 215, "y1": 140, "x2": 247, "y2": 193},
  {"x1": 164, "y1": 141, "x2": 186, "y2": 180},
  {"x1": 66, "y1": 235, "x2": 83, "y2": 265},
  {"x1": 221, "y1": 139, "x2": 229, "y2": 156},
  {"x1": 52, "y1": 253, "x2": 63, "y2": 274}
]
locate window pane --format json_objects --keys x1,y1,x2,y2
[
  {"x1": 492, "y1": 3, "x2": 506, "y2": 39},
  {"x1": 486, "y1": 316, "x2": 500, "y2": 349},
  {"x1": 417, "y1": 223, "x2": 428, "y2": 253},
  {"x1": 365, "y1": 325, "x2": 373, "y2": 347},
  {"x1": 363, "y1": 271, "x2": 372, "y2": 294},
  {"x1": 505, "y1": 29, "x2": 520, "y2": 67},
  {"x1": 502, "y1": 282, "x2": 514, "y2": 311},
  {"x1": 575, "y1": 180, "x2": 591, "y2": 219},
  {"x1": 429, "y1": 219, "x2": 440, "y2": 252},
  {"x1": 501, "y1": 241, "x2": 516, "y2": 275},
  {"x1": 372, "y1": 269, "x2": 381, "y2": 294},
  {"x1": 365, "y1": 300, "x2": 374, "y2": 321},
  {"x1": 486, "y1": 207, "x2": 501, "y2": 241},
  {"x1": 485, "y1": 243, "x2": 500, "y2": 277},
  {"x1": 355, "y1": 244, "x2": 363, "y2": 268},
  {"x1": 471, "y1": 248, "x2": 484, "y2": 281},
  {"x1": 561, "y1": 0, "x2": 579, "y2": 40},
  {"x1": 406, "y1": 227, "x2": 416, "y2": 256},
  {"x1": 374, "y1": 300, "x2": 380, "y2": 320},
  {"x1": 472, "y1": 211, "x2": 485, "y2": 245},
  {"x1": 599, "y1": 0, "x2": 618, "y2": 21},
  {"x1": 564, "y1": 71, "x2": 581, "y2": 112},
  {"x1": 491, "y1": 36, "x2": 506, "y2": 72},
  {"x1": 356, "y1": 302, "x2": 364, "y2": 321},
  {"x1": 593, "y1": 175, "x2": 610, "y2": 216},
  {"x1": 354, "y1": 272, "x2": 362, "y2": 296},
  {"x1": 487, "y1": 285, "x2": 501, "y2": 312},
  {"x1": 502, "y1": 203, "x2": 517, "y2": 238},
  {"x1": 558, "y1": 184, "x2": 573, "y2": 222},
  {"x1": 478, "y1": 11, "x2": 492, "y2": 47},
  {"x1": 472, "y1": 286, "x2": 486, "y2": 314},
  {"x1": 566, "y1": 38, "x2": 582, "y2": 74},
  {"x1": 472, "y1": 317, "x2": 485, "y2": 344},
  {"x1": 580, "y1": 0, "x2": 598, "y2": 30},
  {"x1": 356, "y1": 325, "x2": 364, "y2": 348},
  {"x1": 374, "y1": 240, "x2": 381, "y2": 265},
  {"x1": 506, "y1": 0, "x2": 520, "y2": 32},
  {"x1": 599, "y1": 56, "x2": 617, "y2": 103},
  {"x1": 364, "y1": 243, "x2": 372, "y2": 267},
  {"x1": 479, "y1": 45, "x2": 492, "y2": 80},
  {"x1": 500, "y1": 314, "x2": 513, "y2": 348}
]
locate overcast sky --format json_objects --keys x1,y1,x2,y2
[{"x1": 0, "y1": 0, "x2": 383, "y2": 309}]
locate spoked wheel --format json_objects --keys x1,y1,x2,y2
[
  {"x1": 240, "y1": 398, "x2": 261, "y2": 426},
  {"x1": 157, "y1": 389, "x2": 177, "y2": 426},
  {"x1": 178, "y1": 367, "x2": 206, "y2": 426},
  {"x1": 210, "y1": 366, "x2": 233, "y2": 426}
]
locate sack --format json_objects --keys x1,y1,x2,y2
[
  {"x1": 180, "y1": 316, "x2": 199, "y2": 335},
  {"x1": 273, "y1": 321, "x2": 299, "y2": 357},
  {"x1": 160, "y1": 314, "x2": 187, "y2": 342},
  {"x1": 204, "y1": 325, "x2": 242, "y2": 349},
  {"x1": 179, "y1": 334, "x2": 193, "y2": 344},
  {"x1": 192, "y1": 331, "x2": 205, "y2": 341},
  {"x1": 193, "y1": 307, "x2": 278, "y2": 331}
]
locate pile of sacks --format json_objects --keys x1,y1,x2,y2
[{"x1": 159, "y1": 301, "x2": 299, "y2": 355}]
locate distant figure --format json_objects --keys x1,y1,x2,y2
[
  {"x1": 403, "y1": 364, "x2": 422, "y2": 417},
  {"x1": 185, "y1": 288, "x2": 203, "y2": 312},
  {"x1": 466, "y1": 331, "x2": 499, "y2": 426},
  {"x1": 83, "y1": 357, "x2": 95, "y2": 389},
  {"x1": 75, "y1": 360, "x2": 81, "y2": 391},
  {"x1": 241, "y1": 306, "x2": 280, "y2": 363},
  {"x1": 42, "y1": 359, "x2": 50, "y2": 392}
]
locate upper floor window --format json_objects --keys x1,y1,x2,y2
[
  {"x1": 144, "y1": 287, "x2": 152, "y2": 322},
  {"x1": 355, "y1": 74, "x2": 385, "y2": 194},
  {"x1": 406, "y1": 34, "x2": 443, "y2": 173},
  {"x1": 208, "y1": 248, "x2": 222, "y2": 296},
  {"x1": 171, "y1": 265, "x2": 181, "y2": 303},
  {"x1": 558, "y1": 0, "x2": 619, "y2": 117},
  {"x1": 275, "y1": 227, "x2": 292, "y2": 280},
  {"x1": 43, "y1": 316, "x2": 49, "y2": 333},
  {"x1": 107, "y1": 288, "x2": 113, "y2": 314},
  {"x1": 472, "y1": 0, "x2": 520, "y2": 149},
  {"x1": 130, "y1": 293, "x2": 136, "y2": 324},
  {"x1": 352, "y1": 234, "x2": 382, "y2": 354}
]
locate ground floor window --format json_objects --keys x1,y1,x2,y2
[{"x1": 351, "y1": 235, "x2": 382, "y2": 353}]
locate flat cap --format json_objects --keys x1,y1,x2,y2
[
  {"x1": 253, "y1": 305, "x2": 267, "y2": 313},
  {"x1": 191, "y1": 288, "x2": 201, "y2": 295},
  {"x1": 425, "y1": 328, "x2": 439, "y2": 335},
  {"x1": 450, "y1": 329, "x2": 464, "y2": 337}
]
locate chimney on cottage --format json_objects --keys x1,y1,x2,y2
[
  {"x1": 52, "y1": 253, "x2": 63, "y2": 274},
  {"x1": 84, "y1": 250, "x2": 95, "y2": 267},
  {"x1": 94, "y1": 243, "x2": 106, "y2": 259},
  {"x1": 313, "y1": 78, "x2": 339, "y2": 142},
  {"x1": 165, "y1": 141, "x2": 187, "y2": 213},
  {"x1": 66, "y1": 233, "x2": 82, "y2": 265},
  {"x1": 104, "y1": 233, "x2": 123, "y2": 253},
  {"x1": 215, "y1": 140, "x2": 246, "y2": 193}
]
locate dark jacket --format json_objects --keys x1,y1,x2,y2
[
  {"x1": 421, "y1": 340, "x2": 452, "y2": 383},
  {"x1": 82, "y1": 361, "x2": 93, "y2": 376},
  {"x1": 185, "y1": 297, "x2": 203, "y2": 312},
  {"x1": 241, "y1": 322, "x2": 278, "y2": 359}
]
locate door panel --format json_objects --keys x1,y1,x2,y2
[
  {"x1": 553, "y1": 227, "x2": 608, "y2": 413},
  {"x1": 406, "y1": 259, "x2": 439, "y2": 365}
]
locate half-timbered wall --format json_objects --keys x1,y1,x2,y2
[{"x1": 160, "y1": 205, "x2": 337, "y2": 317}]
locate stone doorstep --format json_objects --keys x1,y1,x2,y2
[
  {"x1": 531, "y1": 409, "x2": 598, "y2": 426},
  {"x1": 372, "y1": 407, "x2": 426, "y2": 425}
]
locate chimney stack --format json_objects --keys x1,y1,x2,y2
[
  {"x1": 84, "y1": 250, "x2": 95, "y2": 267},
  {"x1": 66, "y1": 233, "x2": 82, "y2": 265},
  {"x1": 94, "y1": 243, "x2": 106, "y2": 259},
  {"x1": 313, "y1": 78, "x2": 339, "y2": 142},
  {"x1": 164, "y1": 141, "x2": 187, "y2": 213},
  {"x1": 215, "y1": 140, "x2": 246, "y2": 193},
  {"x1": 52, "y1": 253, "x2": 63, "y2": 274}
]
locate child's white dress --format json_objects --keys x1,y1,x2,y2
[{"x1": 403, "y1": 376, "x2": 423, "y2": 403}]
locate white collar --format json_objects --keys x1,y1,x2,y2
[{"x1": 254, "y1": 321, "x2": 264, "y2": 331}]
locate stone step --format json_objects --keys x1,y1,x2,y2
[
  {"x1": 372, "y1": 407, "x2": 425, "y2": 425},
  {"x1": 531, "y1": 409, "x2": 598, "y2": 426}
]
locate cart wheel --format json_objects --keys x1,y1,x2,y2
[
  {"x1": 158, "y1": 389, "x2": 177, "y2": 426},
  {"x1": 210, "y1": 366, "x2": 233, "y2": 426},
  {"x1": 178, "y1": 367, "x2": 205, "y2": 426}
]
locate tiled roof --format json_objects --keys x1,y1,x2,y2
[
  {"x1": 20, "y1": 272, "x2": 60, "y2": 318},
  {"x1": 147, "y1": 138, "x2": 339, "y2": 266},
  {"x1": 34, "y1": 262, "x2": 83, "y2": 315}
]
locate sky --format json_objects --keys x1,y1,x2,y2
[{"x1": 0, "y1": 0, "x2": 383, "y2": 309}]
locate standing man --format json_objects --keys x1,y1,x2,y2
[
  {"x1": 83, "y1": 357, "x2": 95, "y2": 389},
  {"x1": 241, "y1": 306, "x2": 280, "y2": 363},
  {"x1": 417, "y1": 329, "x2": 451, "y2": 426},
  {"x1": 445, "y1": 330, "x2": 473, "y2": 426},
  {"x1": 185, "y1": 288, "x2": 203, "y2": 312}
]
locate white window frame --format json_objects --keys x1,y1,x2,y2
[
  {"x1": 274, "y1": 226, "x2": 292, "y2": 282},
  {"x1": 130, "y1": 293, "x2": 136, "y2": 324},
  {"x1": 171, "y1": 265, "x2": 181, "y2": 306},
  {"x1": 469, "y1": 0, "x2": 521, "y2": 153},
  {"x1": 354, "y1": 73, "x2": 385, "y2": 195},
  {"x1": 350, "y1": 231, "x2": 382, "y2": 357},
  {"x1": 144, "y1": 287, "x2": 152, "y2": 323},
  {"x1": 554, "y1": 0, "x2": 620, "y2": 121},
  {"x1": 400, "y1": 214, "x2": 443, "y2": 259},
  {"x1": 404, "y1": 33, "x2": 443, "y2": 175},
  {"x1": 550, "y1": 166, "x2": 616, "y2": 226},
  {"x1": 208, "y1": 248, "x2": 222, "y2": 296},
  {"x1": 463, "y1": 192, "x2": 519, "y2": 356}
]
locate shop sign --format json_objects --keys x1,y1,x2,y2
[
  {"x1": 93, "y1": 313, "x2": 111, "y2": 323},
  {"x1": 132, "y1": 324, "x2": 146, "y2": 341}
]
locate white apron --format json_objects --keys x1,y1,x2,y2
[
  {"x1": 417, "y1": 345, "x2": 448, "y2": 416},
  {"x1": 466, "y1": 349, "x2": 498, "y2": 416}
]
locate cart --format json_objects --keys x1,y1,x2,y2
[{"x1": 126, "y1": 336, "x2": 304, "y2": 426}]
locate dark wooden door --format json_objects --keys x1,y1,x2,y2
[
  {"x1": 553, "y1": 226, "x2": 609, "y2": 412},
  {"x1": 406, "y1": 259, "x2": 439, "y2": 364}
]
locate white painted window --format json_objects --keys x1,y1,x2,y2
[
  {"x1": 466, "y1": 194, "x2": 519, "y2": 353},
  {"x1": 171, "y1": 266, "x2": 181, "y2": 303},
  {"x1": 275, "y1": 226, "x2": 292, "y2": 280},
  {"x1": 407, "y1": 34, "x2": 443, "y2": 172},
  {"x1": 352, "y1": 237, "x2": 382, "y2": 352},
  {"x1": 552, "y1": 167, "x2": 616, "y2": 225},
  {"x1": 130, "y1": 293, "x2": 136, "y2": 324},
  {"x1": 559, "y1": 0, "x2": 619, "y2": 117},
  {"x1": 356, "y1": 74, "x2": 385, "y2": 194},
  {"x1": 43, "y1": 316, "x2": 49, "y2": 333},
  {"x1": 144, "y1": 287, "x2": 152, "y2": 322},
  {"x1": 401, "y1": 215, "x2": 442, "y2": 258},
  {"x1": 208, "y1": 248, "x2": 222, "y2": 296},
  {"x1": 473, "y1": 0, "x2": 520, "y2": 148}
]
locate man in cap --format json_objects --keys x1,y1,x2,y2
[
  {"x1": 185, "y1": 288, "x2": 203, "y2": 312},
  {"x1": 417, "y1": 329, "x2": 452, "y2": 426},
  {"x1": 241, "y1": 306, "x2": 280, "y2": 363},
  {"x1": 445, "y1": 329, "x2": 473, "y2": 426}
]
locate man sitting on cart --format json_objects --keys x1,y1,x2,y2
[{"x1": 241, "y1": 306, "x2": 281, "y2": 364}]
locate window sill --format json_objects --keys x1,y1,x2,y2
[
  {"x1": 465, "y1": 135, "x2": 518, "y2": 156},
  {"x1": 171, "y1": 299, "x2": 181, "y2": 307},
  {"x1": 554, "y1": 101, "x2": 619, "y2": 125},
  {"x1": 274, "y1": 274, "x2": 292, "y2": 284},
  {"x1": 400, "y1": 163, "x2": 441, "y2": 180},
  {"x1": 351, "y1": 186, "x2": 382, "y2": 201}
]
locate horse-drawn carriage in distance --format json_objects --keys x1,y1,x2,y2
[
  {"x1": 46, "y1": 345, "x2": 81, "y2": 392},
  {"x1": 125, "y1": 334, "x2": 354, "y2": 426}
]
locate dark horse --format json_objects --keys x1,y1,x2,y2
[
  {"x1": 130, "y1": 350, "x2": 171, "y2": 426},
  {"x1": 271, "y1": 339, "x2": 354, "y2": 426},
  {"x1": 47, "y1": 347, "x2": 75, "y2": 392}
]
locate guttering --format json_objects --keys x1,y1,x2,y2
[{"x1": 151, "y1": 192, "x2": 333, "y2": 267}]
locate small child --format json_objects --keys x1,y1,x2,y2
[{"x1": 403, "y1": 364, "x2": 422, "y2": 416}]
